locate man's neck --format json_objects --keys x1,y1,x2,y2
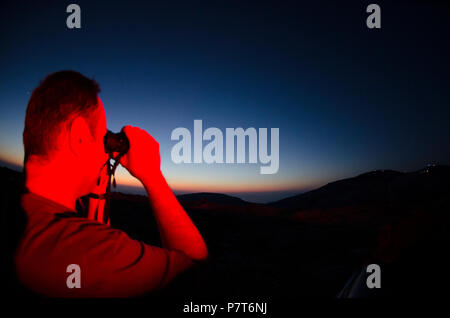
[{"x1": 25, "y1": 159, "x2": 80, "y2": 211}]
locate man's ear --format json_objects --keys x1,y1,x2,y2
[{"x1": 68, "y1": 117, "x2": 92, "y2": 157}]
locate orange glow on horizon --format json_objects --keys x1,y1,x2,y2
[
  {"x1": 0, "y1": 154, "x2": 311, "y2": 194},
  {"x1": 0, "y1": 154, "x2": 23, "y2": 168},
  {"x1": 115, "y1": 171, "x2": 310, "y2": 194}
]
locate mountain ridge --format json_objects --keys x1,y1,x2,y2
[{"x1": 1, "y1": 164, "x2": 449, "y2": 215}]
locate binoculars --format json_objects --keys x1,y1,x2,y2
[{"x1": 103, "y1": 130, "x2": 130, "y2": 157}]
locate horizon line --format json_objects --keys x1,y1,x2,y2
[{"x1": 2, "y1": 159, "x2": 448, "y2": 203}]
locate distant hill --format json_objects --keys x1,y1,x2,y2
[
  {"x1": 269, "y1": 169, "x2": 402, "y2": 210},
  {"x1": 175, "y1": 192, "x2": 279, "y2": 216},
  {"x1": 110, "y1": 191, "x2": 148, "y2": 204},
  {"x1": 177, "y1": 192, "x2": 250, "y2": 206},
  {"x1": 269, "y1": 165, "x2": 450, "y2": 212}
]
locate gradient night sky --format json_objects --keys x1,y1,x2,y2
[{"x1": 1, "y1": 1, "x2": 449, "y2": 202}]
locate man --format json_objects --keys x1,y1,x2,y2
[{"x1": 14, "y1": 70, "x2": 208, "y2": 297}]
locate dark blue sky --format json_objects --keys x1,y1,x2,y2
[{"x1": 1, "y1": 1, "x2": 450, "y2": 202}]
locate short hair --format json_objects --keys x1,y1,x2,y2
[{"x1": 23, "y1": 71, "x2": 101, "y2": 163}]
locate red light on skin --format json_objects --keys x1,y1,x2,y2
[
  {"x1": 25, "y1": 97, "x2": 108, "y2": 211},
  {"x1": 17, "y1": 98, "x2": 208, "y2": 296}
]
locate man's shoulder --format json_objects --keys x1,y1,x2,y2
[
  {"x1": 14, "y1": 207, "x2": 142, "y2": 291},
  {"x1": 20, "y1": 192, "x2": 127, "y2": 245},
  {"x1": 16, "y1": 204, "x2": 138, "y2": 273},
  {"x1": 24, "y1": 208, "x2": 130, "y2": 251}
]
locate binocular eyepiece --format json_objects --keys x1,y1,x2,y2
[{"x1": 103, "y1": 130, "x2": 130, "y2": 157}]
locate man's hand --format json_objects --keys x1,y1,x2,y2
[{"x1": 119, "y1": 126, "x2": 162, "y2": 182}]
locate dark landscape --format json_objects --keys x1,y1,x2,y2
[{"x1": 2, "y1": 164, "x2": 450, "y2": 299}]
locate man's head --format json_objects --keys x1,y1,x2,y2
[{"x1": 23, "y1": 71, "x2": 108, "y2": 196}]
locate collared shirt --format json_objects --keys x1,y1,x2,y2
[{"x1": 14, "y1": 192, "x2": 193, "y2": 297}]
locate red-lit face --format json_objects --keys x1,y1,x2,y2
[{"x1": 80, "y1": 97, "x2": 109, "y2": 194}]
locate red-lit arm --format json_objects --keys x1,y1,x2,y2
[
  {"x1": 120, "y1": 126, "x2": 208, "y2": 261},
  {"x1": 142, "y1": 171, "x2": 208, "y2": 261}
]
